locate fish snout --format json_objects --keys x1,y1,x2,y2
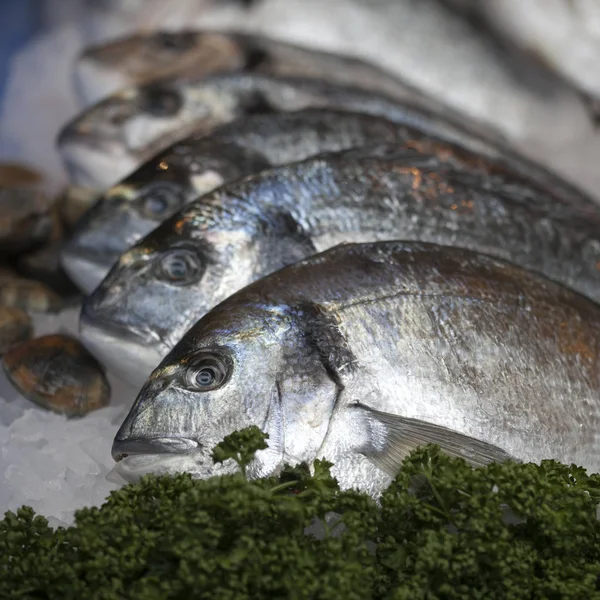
[
  {"x1": 60, "y1": 232, "x2": 113, "y2": 295},
  {"x1": 60, "y1": 199, "x2": 132, "y2": 294},
  {"x1": 80, "y1": 294, "x2": 167, "y2": 387},
  {"x1": 111, "y1": 435, "x2": 200, "y2": 462}
]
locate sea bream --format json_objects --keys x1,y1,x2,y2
[
  {"x1": 110, "y1": 241, "x2": 600, "y2": 494},
  {"x1": 60, "y1": 108, "x2": 589, "y2": 295},
  {"x1": 73, "y1": 30, "x2": 442, "y2": 109},
  {"x1": 66, "y1": 5, "x2": 598, "y2": 201},
  {"x1": 56, "y1": 73, "x2": 512, "y2": 190},
  {"x1": 80, "y1": 144, "x2": 600, "y2": 388}
]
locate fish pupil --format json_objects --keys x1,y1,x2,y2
[
  {"x1": 145, "y1": 194, "x2": 168, "y2": 215},
  {"x1": 196, "y1": 368, "x2": 216, "y2": 387},
  {"x1": 157, "y1": 249, "x2": 204, "y2": 286},
  {"x1": 156, "y1": 32, "x2": 195, "y2": 52},
  {"x1": 168, "y1": 258, "x2": 188, "y2": 279},
  {"x1": 141, "y1": 87, "x2": 183, "y2": 117}
]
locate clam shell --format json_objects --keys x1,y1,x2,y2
[
  {"x1": 2, "y1": 334, "x2": 111, "y2": 417},
  {"x1": 57, "y1": 185, "x2": 101, "y2": 229},
  {"x1": 0, "y1": 163, "x2": 52, "y2": 255},
  {"x1": 0, "y1": 275, "x2": 63, "y2": 312},
  {"x1": 0, "y1": 307, "x2": 33, "y2": 354}
]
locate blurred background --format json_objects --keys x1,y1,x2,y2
[{"x1": 2, "y1": 0, "x2": 600, "y2": 198}]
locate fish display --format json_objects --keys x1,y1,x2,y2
[
  {"x1": 80, "y1": 144, "x2": 600, "y2": 388},
  {"x1": 74, "y1": 30, "x2": 442, "y2": 110},
  {"x1": 2, "y1": 334, "x2": 111, "y2": 417},
  {"x1": 62, "y1": 108, "x2": 582, "y2": 295},
  {"x1": 110, "y1": 241, "x2": 600, "y2": 494},
  {"x1": 57, "y1": 73, "x2": 512, "y2": 189},
  {"x1": 4, "y1": 6, "x2": 600, "y2": 527}
]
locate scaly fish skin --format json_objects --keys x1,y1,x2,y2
[
  {"x1": 57, "y1": 73, "x2": 512, "y2": 190},
  {"x1": 62, "y1": 109, "x2": 507, "y2": 294},
  {"x1": 80, "y1": 144, "x2": 600, "y2": 387},
  {"x1": 111, "y1": 241, "x2": 600, "y2": 496},
  {"x1": 73, "y1": 30, "x2": 451, "y2": 112}
]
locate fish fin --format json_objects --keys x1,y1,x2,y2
[
  {"x1": 356, "y1": 404, "x2": 514, "y2": 477},
  {"x1": 294, "y1": 301, "x2": 359, "y2": 387}
]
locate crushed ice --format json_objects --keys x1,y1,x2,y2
[{"x1": 0, "y1": 303, "x2": 139, "y2": 526}]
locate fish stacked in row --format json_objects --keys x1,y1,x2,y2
[{"x1": 4, "y1": 29, "x2": 600, "y2": 496}]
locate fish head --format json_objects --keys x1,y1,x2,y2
[
  {"x1": 78, "y1": 201, "x2": 268, "y2": 387},
  {"x1": 74, "y1": 31, "x2": 245, "y2": 105},
  {"x1": 60, "y1": 156, "x2": 200, "y2": 294},
  {"x1": 57, "y1": 78, "x2": 240, "y2": 189},
  {"x1": 111, "y1": 295, "x2": 340, "y2": 482}
]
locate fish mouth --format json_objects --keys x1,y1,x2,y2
[
  {"x1": 58, "y1": 136, "x2": 134, "y2": 189},
  {"x1": 61, "y1": 246, "x2": 113, "y2": 294},
  {"x1": 79, "y1": 309, "x2": 168, "y2": 387},
  {"x1": 112, "y1": 436, "x2": 200, "y2": 462},
  {"x1": 80, "y1": 305, "x2": 164, "y2": 348}
]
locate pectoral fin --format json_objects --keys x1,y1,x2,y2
[{"x1": 357, "y1": 404, "x2": 515, "y2": 476}]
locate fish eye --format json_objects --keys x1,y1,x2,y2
[
  {"x1": 156, "y1": 248, "x2": 203, "y2": 285},
  {"x1": 185, "y1": 352, "x2": 231, "y2": 391},
  {"x1": 140, "y1": 184, "x2": 184, "y2": 220},
  {"x1": 154, "y1": 32, "x2": 196, "y2": 52},
  {"x1": 140, "y1": 86, "x2": 183, "y2": 117}
]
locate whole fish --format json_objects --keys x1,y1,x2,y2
[
  {"x1": 74, "y1": 30, "x2": 442, "y2": 110},
  {"x1": 57, "y1": 73, "x2": 511, "y2": 189},
  {"x1": 68, "y1": 3, "x2": 600, "y2": 198},
  {"x1": 59, "y1": 109, "x2": 410, "y2": 293},
  {"x1": 62, "y1": 108, "x2": 586, "y2": 295},
  {"x1": 110, "y1": 241, "x2": 600, "y2": 494},
  {"x1": 80, "y1": 144, "x2": 600, "y2": 388}
]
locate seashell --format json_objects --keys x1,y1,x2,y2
[
  {"x1": 0, "y1": 307, "x2": 33, "y2": 354},
  {"x1": 0, "y1": 163, "x2": 52, "y2": 255},
  {"x1": 57, "y1": 185, "x2": 101, "y2": 229},
  {"x1": 3, "y1": 334, "x2": 111, "y2": 417},
  {"x1": 0, "y1": 276, "x2": 63, "y2": 312}
]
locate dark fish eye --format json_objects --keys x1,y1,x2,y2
[
  {"x1": 156, "y1": 248, "x2": 203, "y2": 285},
  {"x1": 141, "y1": 184, "x2": 184, "y2": 220},
  {"x1": 140, "y1": 86, "x2": 183, "y2": 117},
  {"x1": 154, "y1": 32, "x2": 196, "y2": 52},
  {"x1": 185, "y1": 352, "x2": 231, "y2": 391}
]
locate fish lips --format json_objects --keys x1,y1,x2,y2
[
  {"x1": 79, "y1": 306, "x2": 168, "y2": 387},
  {"x1": 57, "y1": 130, "x2": 136, "y2": 189},
  {"x1": 111, "y1": 435, "x2": 200, "y2": 462},
  {"x1": 61, "y1": 245, "x2": 113, "y2": 295}
]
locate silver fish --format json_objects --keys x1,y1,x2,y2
[
  {"x1": 57, "y1": 73, "x2": 510, "y2": 189},
  {"x1": 61, "y1": 108, "x2": 571, "y2": 295},
  {"x1": 80, "y1": 144, "x2": 600, "y2": 388},
  {"x1": 111, "y1": 241, "x2": 600, "y2": 494},
  {"x1": 74, "y1": 29, "x2": 441, "y2": 110}
]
